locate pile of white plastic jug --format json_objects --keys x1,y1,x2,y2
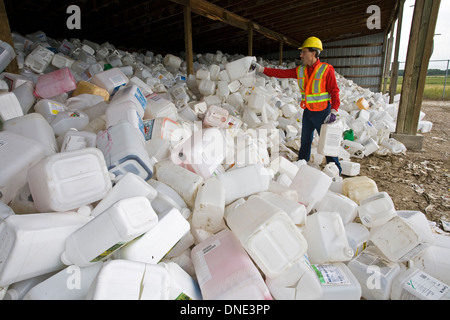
[{"x1": 0, "y1": 30, "x2": 448, "y2": 300}]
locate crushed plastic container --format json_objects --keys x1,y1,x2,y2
[
  {"x1": 390, "y1": 266, "x2": 450, "y2": 300},
  {"x1": 342, "y1": 176, "x2": 379, "y2": 205},
  {"x1": 191, "y1": 229, "x2": 272, "y2": 300},
  {"x1": 33, "y1": 99, "x2": 66, "y2": 123},
  {"x1": 216, "y1": 164, "x2": 271, "y2": 205},
  {"x1": 0, "y1": 91, "x2": 23, "y2": 122},
  {"x1": 172, "y1": 127, "x2": 226, "y2": 179},
  {"x1": 0, "y1": 131, "x2": 45, "y2": 204},
  {"x1": 225, "y1": 195, "x2": 308, "y2": 278},
  {"x1": 265, "y1": 255, "x2": 323, "y2": 300},
  {"x1": 72, "y1": 81, "x2": 110, "y2": 101},
  {"x1": 96, "y1": 120, "x2": 154, "y2": 181},
  {"x1": 0, "y1": 212, "x2": 92, "y2": 287},
  {"x1": 117, "y1": 208, "x2": 189, "y2": 264},
  {"x1": 347, "y1": 246, "x2": 401, "y2": 300},
  {"x1": 345, "y1": 222, "x2": 370, "y2": 257},
  {"x1": 358, "y1": 191, "x2": 397, "y2": 228},
  {"x1": 290, "y1": 164, "x2": 332, "y2": 213},
  {"x1": 411, "y1": 245, "x2": 450, "y2": 286},
  {"x1": 312, "y1": 263, "x2": 362, "y2": 300},
  {"x1": 27, "y1": 147, "x2": 112, "y2": 212},
  {"x1": 23, "y1": 263, "x2": 103, "y2": 300},
  {"x1": 303, "y1": 211, "x2": 354, "y2": 264},
  {"x1": 34, "y1": 67, "x2": 77, "y2": 99},
  {"x1": 369, "y1": 211, "x2": 434, "y2": 262},
  {"x1": 3, "y1": 113, "x2": 58, "y2": 156},
  {"x1": 313, "y1": 191, "x2": 358, "y2": 225},
  {"x1": 145, "y1": 93, "x2": 178, "y2": 121},
  {"x1": 192, "y1": 177, "x2": 226, "y2": 233},
  {"x1": 24, "y1": 45, "x2": 54, "y2": 74},
  {"x1": 91, "y1": 67, "x2": 129, "y2": 96},
  {"x1": 61, "y1": 196, "x2": 158, "y2": 267}
]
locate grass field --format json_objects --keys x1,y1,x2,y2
[{"x1": 388, "y1": 75, "x2": 450, "y2": 101}]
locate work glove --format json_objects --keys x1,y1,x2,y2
[
  {"x1": 250, "y1": 62, "x2": 264, "y2": 73},
  {"x1": 325, "y1": 109, "x2": 338, "y2": 124}
]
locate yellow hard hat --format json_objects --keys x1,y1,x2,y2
[{"x1": 299, "y1": 37, "x2": 323, "y2": 51}]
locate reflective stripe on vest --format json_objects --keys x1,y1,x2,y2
[{"x1": 297, "y1": 63, "x2": 331, "y2": 111}]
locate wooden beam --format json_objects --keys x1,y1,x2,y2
[
  {"x1": 169, "y1": 0, "x2": 301, "y2": 50},
  {"x1": 279, "y1": 41, "x2": 283, "y2": 66},
  {"x1": 396, "y1": 0, "x2": 441, "y2": 146},
  {"x1": 248, "y1": 21, "x2": 253, "y2": 56},
  {"x1": 389, "y1": 0, "x2": 405, "y2": 103},
  {"x1": 0, "y1": 0, "x2": 19, "y2": 73},
  {"x1": 183, "y1": 5, "x2": 194, "y2": 75}
]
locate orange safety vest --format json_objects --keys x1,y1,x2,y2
[{"x1": 297, "y1": 62, "x2": 331, "y2": 112}]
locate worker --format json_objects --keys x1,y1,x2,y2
[{"x1": 253, "y1": 36, "x2": 342, "y2": 174}]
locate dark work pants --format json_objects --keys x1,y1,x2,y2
[{"x1": 298, "y1": 103, "x2": 342, "y2": 174}]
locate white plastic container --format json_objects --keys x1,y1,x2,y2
[
  {"x1": 162, "y1": 261, "x2": 202, "y2": 300},
  {"x1": 96, "y1": 120, "x2": 154, "y2": 181},
  {"x1": 105, "y1": 101, "x2": 146, "y2": 141},
  {"x1": 24, "y1": 45, "x2": 54, "y2": 73},
  {"x1": 117, "y1": 208, "x2": 189, "y2": 264},
  {"x1": 289, "y1": 164, "x2": 332, "y2": 213},
  {"x1": 172, "y1": 127, "x2": 226, "y2": 179},
  {"x1": 216, "y1": 164, "x2": 271, "y2": 205},
  {"x1": 145, "y1": 93, "x2": 178, "y2": 121},
  {"x1": 33, "y1": 99, "x2": 66, "y2": 123},
  {"x1": 0, "y1": 131, "x2": 45, "y2": 204},
  {"x1": 0, "y1": 212, "x2": 92, "y2": 287},
  {"x1": 154, "y1": 160, "x2": 204, "y2": 208},
  {"x1": 345, "y1": 222, "x2": 370, "y2": 257},
  {"x1": 347, "y1": 246, "x2": 401, "y2": 300},
  {"x1": 257, "y1": 191, "x2": 307, "y2": 227},
  {"x1": 3, "y1": 113, "x2": 58, "y2": 156},
  {"x1": 0, "y1": 91, "x2": 23, "y2": 122},
  {"x1": 225, "y1": 195, "x2": 308, "y2": 278},
  {"x1": 88, "y1": 259, "x2": 170, "y2": 300},
  {"x1": 23, "y1": 263, "x2": 103, "y2": 300},
  {"x1": 342, "y1": 139, "x2": 365, "y2": 158},
  {"x1": 91, "y1": 172, "x2": 157, "y2": 217},
  {"x1": 109, "y1": 85, "x2": 147, "y2": 118},
  {"x1": 361, "y1": 137, "x2": 379, "y2": 156},
  {"x1": 411, "y1": 245, "x2": 450, "y2": 286},
  {"x1": 340, "y1": 160, "x2": 361, "y2": 176},
  {"x1": 91, "y1": 67, "x2": 129, "y2": 95},
  {"x1": 142, "y1": 117, "x2": 184, "y2": 143},
  {"x1": 61, "y1": 196, "x2": 158, "y2": 267},
  {"x1": 358, "y1": 191, "x2": 397, "y2": 228},
  {"x1": 192, "y1": 177, "x2": 226, "y2": 233},
  {"x1": 226, "y1": 56, "x2": 256, "y2": 82},
  {"x1": 147, "y1": 179, "x2": 189, "y2": 217},
  {"x1": 390, "y1": 267, "x2": 450, "y2": 300},
  {"x1": 191, "y1": 229, "x2": 272, "y2": 300},
  {"x1": 27, "y1": 147, "x2": 112, "y2": 213},
  {"x1": 203, "y1": 105, "x2": 229, "y2": 128},
  {"x1": 60, "y1": 129, "x2": 97, "y2": 152},
  {"x1": 313, "y1": 191, "x2": 358, "y2": 225},
  {"x1": 312, "y1": 263, "x2": 362, "y2": 300},
  {"x1": 3, "y1": 272, "x2": 54, "y2": 300},
  {"x1": 12, "y1": 81, "x2": 35, "y2": 114},
  {"x1": 51, "y1": 110, "x2": 90, "y2": 137},
  {"x1": 318, "y1": 120, "x2": 343, "y2": 157},
  {"x1": 303, "y1": 211, "x2": 354, "y2": 264},
  {"x1": 342, "y1": 176, "x2": 379, "y2": 205},
  {"x1": 0, "y1": 40, "x2": 16, "y2": 73},
  {"x1": 265, "y1": 255, "x2": 323, "y2": 300},
  {"x1": 369, "y1": 212, "x2": 434, "y2": 262},
  {"x1": 51, "y1": 53, "x2": 75, "y2": 69}
]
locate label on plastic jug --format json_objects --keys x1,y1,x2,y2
[
  {"x1": 312, "y1": 265, "x2": 351, "y2": 286},
  {"x1": 403, "y1": 271, "x2": 449, "y2": 300},
  {"x1": 50, "y1": 102, "x2": 65, "y2": 115},
  {"x1": 195, "y1": 239, "x2": 221, "y2": 286},
  {"x1": 90, "y1": 233, "x2": 146, "y2": 263}
]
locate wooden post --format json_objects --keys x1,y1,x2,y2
[
  {"x1": 248, "y1": 22, "x2": 253, "y2": 56},
  {"x1": 382, "y1": 29, "x2": 394, "y2": 93},
  {"x1": 393, "y1": 0, "x2": 441, "y2": 150},
  {"x1": 389, "y1": 0, "x2": 405, "y2": 103},
  {"x1": 279, "y1": 41, "x2": 283, "y2": 66},
  {"x1": 0, "y1": 0, "x2": 19, "y2": 74},
  {"x1": 183, "y1": 4, "x2": 194, "y2": 75}
]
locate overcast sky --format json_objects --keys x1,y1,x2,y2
[{"x1": 397, "y1": 0, "x2": 450, "y2": 70}]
